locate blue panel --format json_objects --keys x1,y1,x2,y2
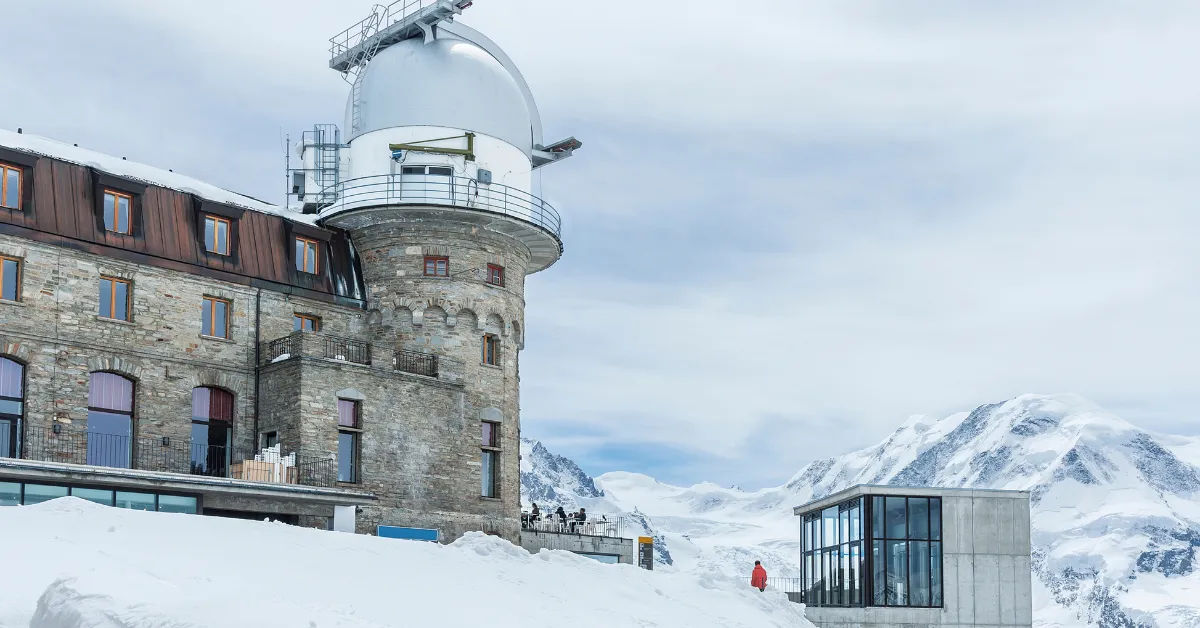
[{"x1": 378, "y1": 526, "x2": 439, "y2": 542}]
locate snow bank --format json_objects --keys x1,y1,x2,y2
[{"x1": 0, "y1": 498, "x2": 811, "y2": 628}]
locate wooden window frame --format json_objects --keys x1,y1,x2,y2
[
  {"x1": 481, "y1": 420, "x2": 500, "y2": 450},
  {"x1": 99, "y1": 276, "x2": 132, "y2": 321},
  {"x1": 204, "y1": 215, "x2": 232, "y2": 256},
  {"x1": 201, "y1": 296, "x2": 231, "y2": 339},
  {"x1": 482, "y1": 334, "x2": 499, "y2": 366},
  {"x1": 103, "y1": 190, "x2": 134, "y2": 235},
  {"x1": 481, "y1": 422, "x2": 500, "y2": 499},
  {"x1": 0, "y1": 256, "x2": 21, "y2": 302},
  {"x1": 293, "y1": 314, "x2": 321, "y2": 333},
  {"x1": 295, "y1": 237, "x2": 320, "y2": 275},
  {"x1": 424, "y1": 256, "x2": 449, "y2": 277},
  {"x1": 486, "y1": 264, "x2": 505, "y2": 287},
  {"x1": 0, "y1": 163, "x2": 22, "y2": 211}
]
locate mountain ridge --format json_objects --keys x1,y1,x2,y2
[{"x1": 521, "y1": 393, "x2": 1200, "y2": 628}]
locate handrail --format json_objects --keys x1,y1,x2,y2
[{"x1": 320, "y1": 174, "x2": 562, "y2": 240}]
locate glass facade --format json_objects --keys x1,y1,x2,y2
[
  {"x1": 801, "y1": 493, "x2": 943, "y2": 608},
  {"x1": 0, "y1": 482, "x2": 197, "y2": 513}
]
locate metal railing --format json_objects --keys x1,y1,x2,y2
[
  {"x1": 321, "y1": 175, "x2": 562, "y2": 240},
  {"x1": 521, "y1": 512, "x2": 625, "y2": 539},
  {"x1": 765, "y1": 578, "x2": 805, "y2": 604},
  {"x1": 323, "y1": 336, "x2": 371, "y2": 365},
  {"x1": 263, "y1": 334, "x2": 302, "y2": 364},
  {"x1": 329, "y1": 1, "x2": 474, "y2": 70},
  {"x1": 394, "y1": 349, "x2": 438, "y2": 377},
  {"x1": 11, "y1": 424, "x2": 341, "y2": 489}
]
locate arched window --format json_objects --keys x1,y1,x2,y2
[
  {"x1": 0, "y1": 357, "x2": 24, "y2": 458},
  {"x1": 191, "y1": 387, "x2": 233, "y2": 477},
  {"x1": 87, "y1": 372, "x2": 133, "y2": 469}
]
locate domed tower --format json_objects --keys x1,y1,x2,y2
[{"x1": 291, "y1": 2, "x2": 579, "y2": 541}]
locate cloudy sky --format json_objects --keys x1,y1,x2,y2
[{"x1": 4, "y1": 1, "x2": 1198, "y2": 489}]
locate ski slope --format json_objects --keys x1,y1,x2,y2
[{"x1": 0, "y1": 498, "x2": 812, "y2": 628}]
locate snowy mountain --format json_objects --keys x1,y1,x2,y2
[{"x1": 521, "y1": 394, "x2": 1200, "y2": 628}]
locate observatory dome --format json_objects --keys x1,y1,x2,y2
[{"x1": 346, "y1": 36, "x2": 534, "y2": 155}]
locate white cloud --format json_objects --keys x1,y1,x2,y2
[{"x1": 3, "y1": 0, "x2": 1198, "y2": 487}]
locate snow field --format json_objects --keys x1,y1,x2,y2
[{"x1": 0, "y1": 498, "x2": 813, "y2": 628}]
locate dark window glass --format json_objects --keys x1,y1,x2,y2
[
  {"x1": 338, "y1": 431, "x2": 358, "y2": 483},
  {"x1": 23, "y1": 484, "x2": 68, "y2": 505},
  {"x1": 909, "y1": 497, "x2": 929, "y2": 540},
  {"x1": 293, "y1": 314, "x2": 319, "y2": 332},
  {"x1": 71, "y1": 487, "x2": 114, "y2": 506},
  {"x1": 87, "y1": 372, "x2": 134, "y2": 469},
  {"x1": 482, "y1": 335, "x2": 499, "y2": 366},
  {"x1": 0, "y1": 481, "x2": 19, "y2": 506},
  {"x1": 1, "y1": 257, "x2": 19, "y2": 301},
  {"x1": 191, "y1": 387, "x2": 232, "y2": 477},
  {"x1": 424, "y1": 256, "x2": 449, "y2": 277},
  {"x1": 886, "y1": 496, "x2": 907, "y2": 539},
  {"x1": 158, "y1": 495, "x2": 198, "y2": 514},
  {"x1": 103, "y1": 191, "x2": 132, "y2": 234},
  {"x1": 295, "y1": 237, "x2": 319, "y2": 274},
  {"x1": 1, "y1": 165, "x2": 20, "y2": 210},
  {"x1": 930, "y1": 498, "x2": 942, "y2": 540},
  {"x1": 872, "y1": 496, "x2": 885, "y2": 539},
  {"x1": 909, "y1": 540, "x2": 931, "y2": 606},
  {"x1": 931, "y1": 542, "x2": 943, "y2": 606},
  {"x1": 886, "y1": 539, "x2": 907, "y2": 606},
  {"x1": 872, "y1": 540, "x2": 886, "y2": 605},
  {"x1": 262, "y1": 431, "x2": 278, "y2": 449},
  {"x1": 427, "y1": 166, "x2": 453, "y2": 177},
  {"x1": 481, "y1": 449, "x2": 498, "y2": 497},
  {"x1": 401, "y1": 166, "x2": 424, "y2": 175},
  {"x1": 850, "y1": 543, "x2": 862, "y2": 605},
  {"x1": 202, "y1": 297, "x2": 230, "y2": 338},
  {"x1": 0, "y1": 357, "x2": 23, "y2": 459},
  {"x1": 115, "y1": 491, "x2": 155, "y2": 511},
  {"x1": 99, "y1": 277, "x2": 131, "y2": 321}
]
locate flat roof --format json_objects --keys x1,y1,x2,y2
[{"x1": 793, "y1": 484, "x2": 1030, "y2": 517}]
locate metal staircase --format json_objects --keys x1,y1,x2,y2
[{"x1": 310, "y1": 125, "x2": 341, "y2": 204}]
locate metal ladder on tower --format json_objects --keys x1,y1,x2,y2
[{"x1": 347, "y1": 5, "x2": 387, "y2": 137}]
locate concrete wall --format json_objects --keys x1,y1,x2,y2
[
  {"x1": 802, "y1": 488, "x2": 1032, "y2": 628},
  {"x1": 520, "y1": 531, "x2": 636, "y2": 565}
]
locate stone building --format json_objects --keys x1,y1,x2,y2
[{"x1": 0, "y1": 3, "x2": 578, "y2": 543}]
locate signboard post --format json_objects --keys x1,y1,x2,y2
[{"x1": 638, "y1": 536, "x2": 654, "y2": 571}]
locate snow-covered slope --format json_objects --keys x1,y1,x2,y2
[
  {"x1": 0, "y1": 498, "x2": 810, "y2": 628},
  {"x1": 522, "y1": 394, "x2": 1200, "y2": 628}
]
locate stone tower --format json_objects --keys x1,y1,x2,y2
[{"x1": 297, "y1": 6, "x2": 579, "y2": 541}]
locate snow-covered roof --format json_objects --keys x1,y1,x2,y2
[{"x1": 0, "y1": 128, "x2": 318, "y2": 225}]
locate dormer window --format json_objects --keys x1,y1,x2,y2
[
  {"x1": 103, "y1": 190, "x2": 133, "y2": 234},
  {"x1": 295, "y1": 237, "x2": 319, "y2": 274},
  {"x1": 1, "y1": 164, "x2": 21, "y2": 210},
  {"x1": 204, "y1": 216, "x2": 231, "y2": 255}
]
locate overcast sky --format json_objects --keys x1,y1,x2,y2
[{"x1": 4, "y1": 1, "x2": 1198, "y2": 490}]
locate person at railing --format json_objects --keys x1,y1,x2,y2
[
  {"x1": 751, "y1": 560, "x2": 768, "y2": 593},
  {"x1": 554, "y1": 505, "x2": 567, "y2": 530},
  {"x1": 530, "y1": 503, "x2": 541, "y2": 523},
  {"x1": 569, "y1": 507, "x2": 587, "y2": 534}
]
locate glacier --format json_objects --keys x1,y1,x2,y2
[{"x1": 521, "y1": 394, "x2": 1200, "y2": 628}]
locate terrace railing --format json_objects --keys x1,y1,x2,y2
[
  {"x1": 261, "y1": 332, "x2": 371, "y2": 367},
  {"x1": 10, "y1": 424, "x2": 341, "y2": 489},
  {"x1": 521, "y1": 512, "x2": 626, "y2": 539},
  {"x1": 394, "y1": 349, "x2": 438, "y2": 378}
]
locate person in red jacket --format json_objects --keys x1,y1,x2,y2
[{"x1": 751, "y1": 560, "x2": 768, "y2": 592}]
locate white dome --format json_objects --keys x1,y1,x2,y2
[{"x1": 347, "y1": 36, "x2": 534, "y2": 155}]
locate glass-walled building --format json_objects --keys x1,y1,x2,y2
[
  {"x1": 793, "y1": 485, "x2": 1033, "y2": 628},
  {"x1": 800, "y1": 494, "x2": 942, "y2": 608}
]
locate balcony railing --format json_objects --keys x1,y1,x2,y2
[
  {"x1": 261, "y1": 332, "x2": 370, "y2": 367},
  {"x1": 766, "y1": 577, "x2": 804, "y2": 603},
  {"x1": 394, "y1": 349, "x2": 438, "y2": 378},
  {"x1": 520, "y1": 512, "x2": 626, "y2": 539},
  {"x1": 320, "y1": 174, "x2": 562, "y2": 240},
  {"x1": 10, "y1": 424, "x2": 340, "y2": 489}
]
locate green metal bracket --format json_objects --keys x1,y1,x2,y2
[{"x1": 390, "y1": 133, "x2": 476, "y2": 162}]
